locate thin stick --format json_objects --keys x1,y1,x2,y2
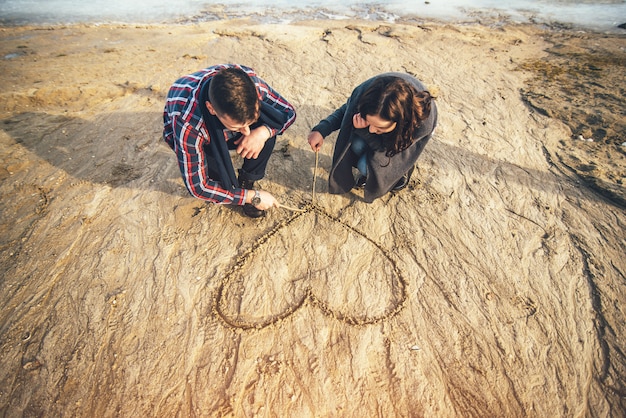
[
  {"x1": 312, "y1": 150, "x2": 319, "y2": 203},
  {"x1": 277, "y1": 203, "x2": 306, "y2": 212}
]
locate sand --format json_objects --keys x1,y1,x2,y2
[{"x1": 0, "y1": 18, "x2": 624, "y2": 417}]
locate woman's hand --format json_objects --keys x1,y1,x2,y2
[
  {"x1": 307, "y1": 131, "x2": 324, "y2": 151},
  {"x1": 352, "y1": 113, "x2": 369, "y2": 129}
]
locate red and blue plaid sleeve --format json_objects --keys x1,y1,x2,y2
[{"x1": 240, "y1": 66, "x2": 296, "y2": 137}]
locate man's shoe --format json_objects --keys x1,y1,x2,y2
[
  {"x1": 239, "y1": 176, "x2": 265, "y2": 218},
  {"x1": 243, "y1": 203, "x2": 265, "y2": 218},
  {"x1": 392, "y1": 166, "x2": 414, "y2": 192}
]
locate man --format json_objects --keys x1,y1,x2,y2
[{"x1": 163, "y1": 64, "x2": 296, "y2": 217}]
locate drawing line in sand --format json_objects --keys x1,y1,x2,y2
[{"x1": 213, "y1": 202, "x2": 409, "y2": 330}]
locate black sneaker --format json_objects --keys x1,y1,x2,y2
[
  {"x1": 355, "y1": 175, "x2": 367, "y2": 189},
  {"x1": 392, "y1": 166, "x2": 414, "y2": 191},
  {"x1": 243, "y1": 203, "x2": 265, "y2": 218}
]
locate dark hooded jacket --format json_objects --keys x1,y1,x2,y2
[{"x1": 312, "y1": 73, "x2": 438, "y2": 202}]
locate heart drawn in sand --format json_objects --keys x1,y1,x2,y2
[{"x1": 213, "y1": 204, "x2": 408, "y2": 330}]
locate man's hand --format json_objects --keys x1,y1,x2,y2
[
  {"x1": 234, "y1": 126, "x2": 271, "y2": 159},
  {"x1": 307, "y1": 131, "x2": 324, "y2": 151},
  {"x1": 247, "y1": 190, "x2": 278, "y2": 210}
]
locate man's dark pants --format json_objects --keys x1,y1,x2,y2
[{"x1": 204, "y1": 135, "x2": 277, "y2": 184}]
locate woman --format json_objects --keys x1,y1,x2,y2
[{"x1": 307, "y1": 73, "x2": 437, "y2": 203}]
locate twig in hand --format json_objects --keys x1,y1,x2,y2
[{"x1": 277, "y1": 203, "x2": 306, "y2": 212}]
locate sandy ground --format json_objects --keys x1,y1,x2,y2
[{"x1": 0, "y1": 18, "x2": 624, "y2": 417}]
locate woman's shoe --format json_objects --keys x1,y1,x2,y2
[
  {"x1": 355, "y1": 175, "x2": 367, "y2": 189},
  {"x1": 392, "y1": 166, "x2": 414, "y2": 191}
]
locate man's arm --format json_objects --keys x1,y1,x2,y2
[
  {"x1": 172, "y1": 120, "x2": 247, "y2": 205},
  {"x1": 254, "y1": 77, "x2": 297, "y2": 137},
  {"x1": 311, "y1": 103, "x2": 348, "y2": 138}
]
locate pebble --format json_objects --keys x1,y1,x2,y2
[
  {"x1": 22, "y1": 360, "x2": 42, "y2": 371},
  {"x1": 577, "y1": 135, "x2": 593, "y2": 142}
]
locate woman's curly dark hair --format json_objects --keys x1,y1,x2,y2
[{"x1": 357, "y1": 76, "x2": 433, "y2": 157}]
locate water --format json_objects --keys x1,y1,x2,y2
[{"x1": 0, "y1": 0, "x2": 624, "y2": 32}]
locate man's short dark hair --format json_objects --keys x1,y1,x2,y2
[{"x1": 209, "y1": 67, "x2": 260, "y2": 123}]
